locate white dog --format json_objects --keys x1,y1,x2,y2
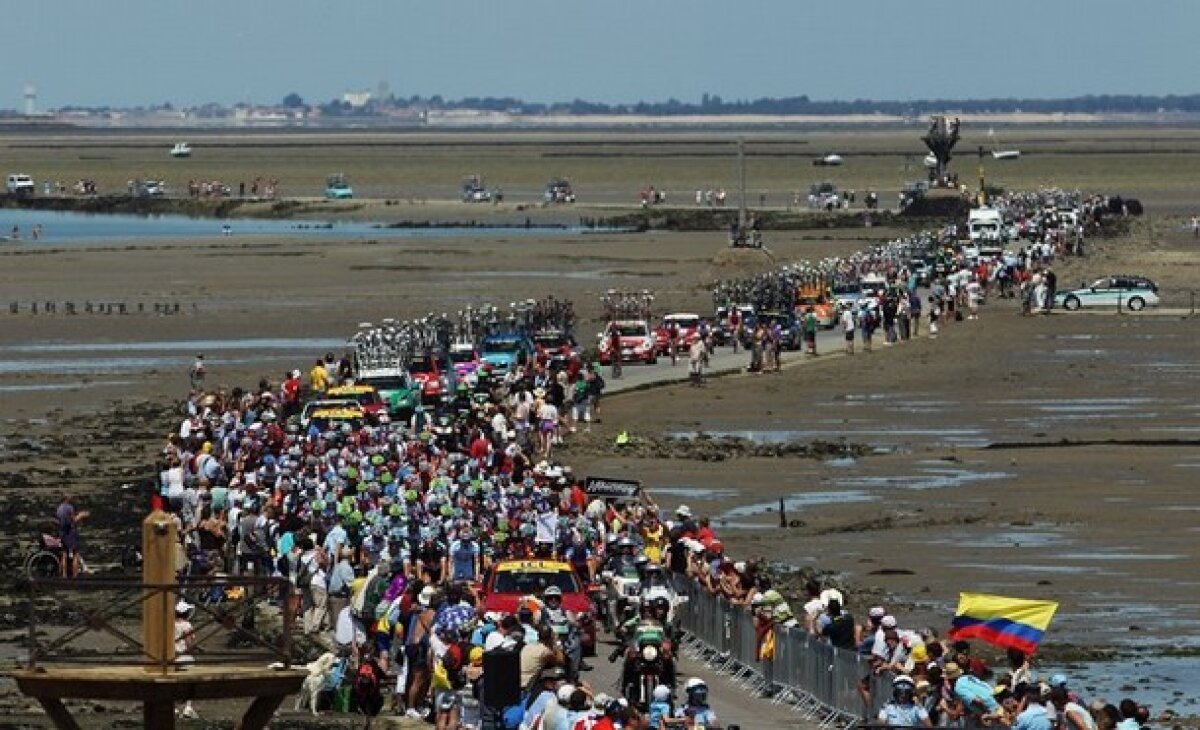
[{"x1": 294, "y1": 651, "x2": 338, "y2": 715}]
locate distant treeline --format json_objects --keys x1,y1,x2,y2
[
  {"x1": 29, "y1": 92, "x2": 1200, "y2": 118},
  {"x1": 325, "y1": 92, "x2": 1200, "y2": 116}
]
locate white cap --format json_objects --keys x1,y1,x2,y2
[
  {"x1": 419, "y1": 585, "x2": 436, "y2": 606},
  {"x1": 676, "y1": 504, "x2": 692, "y2": 517},
  {"x1": 819, "y1": 588, "x2": 844, "y2": 607},
  {"x1": 881, "y1": 615, "x2": 898, "y2": 629},
  {"x1": 175, "y1": 599, "x2": 195, "y2": 615},
  {"x1": 557, "y1": 684, "x2": 576, "y2": 703}
]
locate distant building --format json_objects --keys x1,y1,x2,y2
[{"x1": 342, "y1": 90, "x2": 373, "y2": 108}]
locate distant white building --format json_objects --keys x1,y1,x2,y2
[{"x1": 342, "y1": 90, "x2": 373, "y2": 108}]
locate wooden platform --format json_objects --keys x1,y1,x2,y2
[{"x1": 9, "y1": 665, "x2": 306, "y2": 730}]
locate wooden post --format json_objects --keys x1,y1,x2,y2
[{"x1": 142, "y1": 510, "x2": 177, "y2": 674}]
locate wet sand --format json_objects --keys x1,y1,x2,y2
[{"x1": 1, "y1": 207, "x2": 1198, "y2": 719}]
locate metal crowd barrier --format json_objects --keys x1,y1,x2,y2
[{"x1": 673, "y1": 576, "x2": 892, "y2": 729}]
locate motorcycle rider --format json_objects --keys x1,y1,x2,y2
[
  {"x1": 675, "y1": 678, "x2": 717, "y2": 727},
  {"x1": 603, "y1": 535, "x2": 641, "y2": 630},
  {"x1": 542, "y1": 585, "x2": 591, "y2": 679},
  {"x1": 612, "y1": 596, "x2": 675, "y2": 703}
]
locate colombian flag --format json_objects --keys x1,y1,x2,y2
[{"x1": 948, "y1": 593, "x2": 1058, "y2": 654}]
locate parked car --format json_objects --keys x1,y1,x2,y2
[
  {"x1": 6, "y1": 173, "x2": 35, "y2": 197},
  {"x1": 1056, "y1": 276, "x2": 1160, "y2": 312},
  {"x1": 479, "y1": 559, "x2": 598, "y2": 655},
  {"x1": 131, "y1": 179, "x2": 167, "y2": 198},
  {"x1": 544, "y1": 178, "x2": 576, "y2": 204},
  {"x1": 597, "y1": 320, "x2": 657, "y2": 365},
  {"x1": 325, "y1": 173, "x2": 354, "y2": 200},
  {"x1": 461, "y1": 175, "x2": 491, "y2": 203}
]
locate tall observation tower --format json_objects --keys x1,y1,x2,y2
[{"x1": 23, "y1": 84, "x2": 37, "y2": 116}]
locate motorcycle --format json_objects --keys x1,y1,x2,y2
[
  {"x1": 609, "y1": 620, "x2": 675, "y2": 711},
  {"x1": 601, "y1": 568, "x2": 643, "y2": 633}
]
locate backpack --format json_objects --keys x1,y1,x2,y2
[
  {"x1": 353, "y1": 660, "x2": 381, "y2": 699},
  {"x1": 501, "y1": 691, "x2": 529, "y2": 730}
]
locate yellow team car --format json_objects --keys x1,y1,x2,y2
[{"x1": 325, "y1": 385, "x2": 389, "y2": 423}]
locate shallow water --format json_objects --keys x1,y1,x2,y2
[
  {"x1": 1050, "y1": 656, "x2": 1200, "y2": 713},
  {"x1": 833, "y1": 467, "x2": 1012, "y2": 491},
  {"x1": 717, "y1": 490, "x2": 877, "y2": 525},
  {"x1": 0, "y1": 337, "x2": 345, "y2": 377},
  {"x1": 0, "y1": 379, "x2": 134, "y2": 393},
  {"x1": 0, "y1": 208, "x2": 579, "y2": 245},
  {"x1": 10, "y1": 337, "x2": 344, "y2": 353},
  {"x1": 669, "y1": 426, "x2": 991, "y2": 448}
]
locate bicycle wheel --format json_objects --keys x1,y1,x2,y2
[{"x1": 26, "y1": 550, "x2": 61, "y2": 580}]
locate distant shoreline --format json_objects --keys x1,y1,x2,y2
[{"x1": 8, "y1": 110, "x2": 1200, "y2": 133}]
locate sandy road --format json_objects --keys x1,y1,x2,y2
[{"x1": 605, "y1": 328, "x2": 849, "y2": 395}]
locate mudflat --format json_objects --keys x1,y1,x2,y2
[{"x1": 1, "y1": 127, "x2": 1199, "y2": 721}]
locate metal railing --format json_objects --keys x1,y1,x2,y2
[
  {"x1": 672, "y1": 576, "x2": 895, "y2": 729},
  {"x1": 26, "y1": 574, "x2": 296, "y2": 674}
]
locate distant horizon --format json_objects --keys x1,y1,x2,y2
[
  {"x1": 7, "y1": 1, "x2": 1200, "y2": 110},
  {"x1": 20, "y1": 90, "x2": 1200, "y2": 116},
  {"x1": 14, "y1": 90, "x2": 1200, "y2": 114}
]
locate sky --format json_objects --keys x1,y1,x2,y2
[{"x1": 7, "y1": 0, "x2": 1200, "y2": 109}]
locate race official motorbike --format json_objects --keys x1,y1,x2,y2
[
  {"x1": 601, "y1": 564, "x2": 643, "y2": 633},
  {"x1": 608, "y1": 618, "x2": 675, "y2": 711}
]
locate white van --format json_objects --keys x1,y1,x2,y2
[
  {"x1": 6, "y1": 174, "x2": 35, "y2": 196},
  {"x1": 968, "y1": 208, "x2": 1003, "y2": 242}
]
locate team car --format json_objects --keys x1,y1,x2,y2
[
  {"x1": 598, "y1": 320, "x2": 658, "y2": 365},
  {"x1": 479, "y1": 559, "x2": 597, "y2": 654},
  {"x1": 325, "y1": 384, "x2": 389, "y2": 423},
  {"x1": 532, "y1": 329, "x2": 579, "y2": 368},
  {"x1": 301, "y1": 403, "x2": 367, "y2": 432},
  {"x1": 448, "y1": 343, "x2": 482, "y2": 378},
  {"x1": 408, "y1": 352, "x2": 448, "y2": 403},
  {"x1": 653, "y1": 313, "x2": 702, "y2": 355},
  {"x1": 353, "y1": 369, "x2": 420, "y2": 419},
  {"x1": 1055, "y1": 275, "x2": 1160, "y2": 312},
  {"x1": 480, "y1": 333, "x2": 534, "y2": 375}
]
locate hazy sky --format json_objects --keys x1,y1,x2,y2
[{"x1": 7, "y1": 0, "x2": 1200, "y2": 109}]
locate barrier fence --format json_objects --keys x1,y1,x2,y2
[{"x1": 673, "y1": 576, "x2": 895, "y2": 729}]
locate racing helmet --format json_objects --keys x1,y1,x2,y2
[
  {"x1": 652, "y1": 684, "x2": 671, "y2": 702},
  {"x1": 893, "y1": 674, "x2": 916, "y2": 702},
  {"x1": 544, "y1": 586, "x2": 563, "y2": 600},
  {"x1": 684, "y1": 677, "x2": 708, "y2": 704}
]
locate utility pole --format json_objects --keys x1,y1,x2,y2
[{"x1": 737, "y1": 137, "x2": 747, "y2": 229}]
